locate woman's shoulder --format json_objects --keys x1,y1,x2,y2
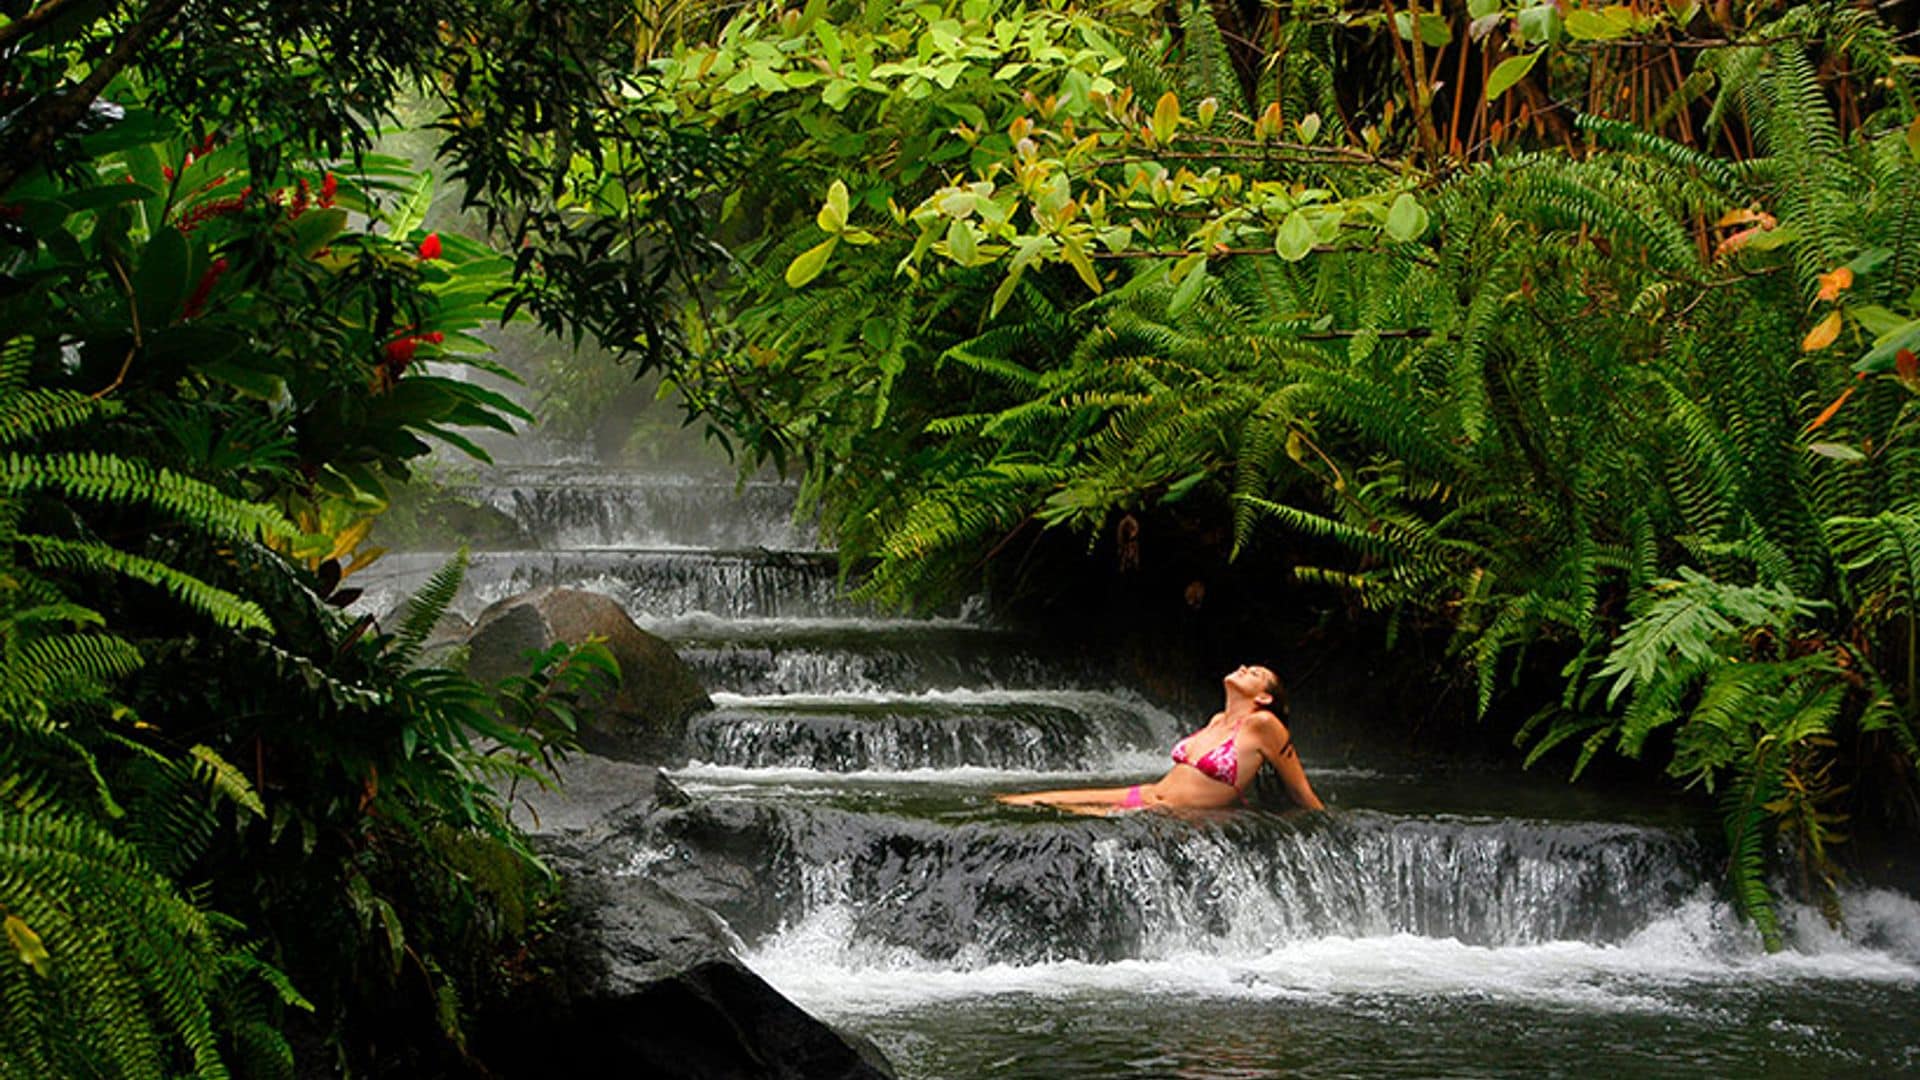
[{"x1": 1248, "y1": 709, "x2": 1292, "y2": 743}]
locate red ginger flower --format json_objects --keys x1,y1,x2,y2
[
  {"x1": 417, "y1": 233, "x2": 442, "y2": 261},
  {"x1": 182, "y1": 258, "x2": 230, "y2": 320},
  {"x1": 318, "y1": 173, "x2": 337, "y2": 209}
]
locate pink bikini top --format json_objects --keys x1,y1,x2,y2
[{"x1": 1171, "y1": 714, "x2": 1247, "y2": 787}]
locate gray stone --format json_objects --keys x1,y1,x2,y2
[
  {"x1": 468, "y1": 586, "x2": 712, "y2": 762},
  {"x1": 508, "y1": 753, "x2": 677, "y2": 868},
  {"x1": 477, "y1": 818, "x2": 894, "y2": 1079}
]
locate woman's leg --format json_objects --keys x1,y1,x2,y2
[{"x1": 996, "y1": 785, "x2": 1140, "y2": 810}]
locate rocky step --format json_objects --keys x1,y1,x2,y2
[
  {"x1": 686, "y1": 691, "x2": 1180, "y2": 772},
  {"x1": 448, "y1": 471, "x2": 820, "y2": 552},
  {"x1": 630, "y1": 797, "x2": 1710, "y2": 964},
  {"x1": 355, "y1": 548, "x2": 853, "y2": 623},
  {"x1": 669, "y1": 623, "x2": 1101, "y2": 696}
]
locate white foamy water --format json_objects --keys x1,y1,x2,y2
[
  {"x1": 639, "y1": 612, "x2": 990, "y2": 638},
  {"x1": 670, "y1": 758, "x2": 1390, "y2": 789},
  {"x1": 707, "y1": 686, "x2": 1185, "y2": 725},
  {"x1": 744, "y1": 888, "x2": 1920, "y2": 1020}
]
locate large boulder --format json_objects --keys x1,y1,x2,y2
[
  {"x1": 468, "y1": 587, "x2": 711, "y2": 762},
  {"x1": 479, "y1": 754, "x2": 894, "y2": 1080}
]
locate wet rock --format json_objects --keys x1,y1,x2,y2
[
  {"x1": 468, "y1": 586, "x2": 712, "y2": 762},
  {"x1": 479, "y1": 870, "x2": 892, "y2": 1080},
  {"x1": 415, "y1": 611, "x2": 472, "y2": 668},
  {"x1": 507, "y1": 752, "x2": 679, "y2": 867},
  {"x1": 483, "y1": 753, "x2": 893, "y2": 1080}
]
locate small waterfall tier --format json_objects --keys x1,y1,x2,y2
[
  {"x1": 636, "y1": 802, "x2": 1710, "y2": 961},
  {"x1": 454, "y1": 467, "x2": 818, "y2": 550},
  {"x1": 687, "y1": 690, "x2": 1178, "y2": 772},
  {"x1": 358, "y1": 548, "x2": 848, "y2": 623}
]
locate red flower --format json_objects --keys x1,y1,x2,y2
[
  {"x1": 289, "y1": 178, "x2": 311, "y2": 219},
  {"x1": 318, "y1": 173, "x2": 338, "y2": 209},
  {"x1": 384, "y1": 337, "x2": 420, "y2": 365},
  {"x1": 425, "y1": 331, "x2": 445, "y2": 344},
  {"x1": 182, "y1": 257, "x2": 230, "y2": 320},
  {"x1": 417, "y1": 233, "x2": 442, "y2": 261}
]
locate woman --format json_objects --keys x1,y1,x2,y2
[{"x1": 997, "y1": 665, "x2": 1324, "y2": 813}]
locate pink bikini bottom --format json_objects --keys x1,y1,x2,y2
[{"x1": 1122, "y1": 785, "x2": 1144, "y2": 809}]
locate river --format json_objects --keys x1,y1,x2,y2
[{"x1": 364, "y1": 463, "x2": 1920, "y2": 1078}]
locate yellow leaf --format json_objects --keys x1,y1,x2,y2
[
  {"x1": 1802, "y1": 309, "x2": 1842, "y2": 352},
  {"x1": 327, "y1": 518, "x2": 375, "y2": 563},
  {"x1": 785, "y1": 236, "x2": 838, "y2": 288},
  {"x1": 5, "y1": 916, "x2": 49, "y2": 978},
  {"x1": 1151, "y1": 91, "x2": 1180, "y2": 145}
]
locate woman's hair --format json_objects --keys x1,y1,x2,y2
[{"x1": 1264, "y1": 670, "x2": 1289, "y2": 717}]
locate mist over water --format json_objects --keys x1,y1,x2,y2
[{"x1": 378, "y1": 463, "x2": 1920, "y2": 1077}]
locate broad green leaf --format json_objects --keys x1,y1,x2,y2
[
  {"x1": 1168, "y1": 255, "x2": 1208, "y2": 314},
  {"x1": 1151, "y1": 91, "x2": 1180, "y2": 144},
  {"x1": 1276, "y1": 210, "x2": 1316, "y2": 261},
  {"x1": 135, "y1": 226, "x2": 191, "y2": 328},
  {"x1": 990, "y1": 265, "x2": 1026, "y2": 316},
  {"x1": 386, "y1": 171, "x2": 434, "y2": 238},
  {"x1": 1468, "y1": 0, "x2": 1502, "y2": 15},
  {"x1": 818, "y1": 180, "x2": 850, "y2": 232},
  {"x1": 1394, "y1": 11, "x2": 1452, "y2": 46},
  {"x1": 946, "y1": 217, "x2": 977, "y2": 265},
  {"x1": 63, "y1": 184, "x2": 157, "y2": 212},
  {"x1": 1385, "y1": 193, "x2": 1430, "y2": 242},
  {"x1": 1308, "y1": 207, "x2": 1344, "y2": 244},
  {"x1": 1516, "y1": 2, "x2": 1560, "y2": 45},
  {"x1": 1853, "y1": 318, "x2": 1920, "y2": 373},
  {"x1": 197, "y1": 359, "x2": 283, "y2": 399},
  {"x1": 785, "y1": 236, "x2": 838, "y2": 287},
  {"x1": 1851, "y1": 304, "x2": 1907, "y2": 339},
  {"x1": 1295, "y1": 113, "x2": 1322, "y2": 143},
  {"x1": 290, "y1": 209, "x2": 348, "y2": 257},
  {"x1": 1486, "y1": 51, "x2": 1541, "y2": 102},
  {"x1": 1565, "y1": 9, "x2": 1627, "y2": 39},
  {"x1": 1061, "y1": 238, "x2": 1101, "y2": 293},
  {"x1": 1168, "y1": 251, "x2": 1205, "y2": 286},
  {"x1": 1808, "y1": 442, "x2": 1868, "y2": 462}
]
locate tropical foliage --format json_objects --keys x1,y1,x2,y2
[
  {"x1": 628, "y1": 0, "x2": 1920, "y2": 945},
  {"x1": 1, "y1": 2, "x2": 645, "y2": 1073}
]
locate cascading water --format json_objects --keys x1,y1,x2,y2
[{"x1": 374, "y1": 464, "x2": 1920, "y2": 1077}]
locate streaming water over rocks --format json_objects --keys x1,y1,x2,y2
[{"x1": 373, "y1": 464, "x2": 1920, "y2": 1077}]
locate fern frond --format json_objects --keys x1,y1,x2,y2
[
  {"x1": 20, "y1": 536, "x2": 273, "y2": 632},
  {"x1": 0, "y1": 388, "x2": 116, "y2": 447},
  {"x1": 391, "y1": 549, "x2": 470, "y2": 670},
  {"x1": 5, "y1": 453, "x2": 294, "y2": 543}
]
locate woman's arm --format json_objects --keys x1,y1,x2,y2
[{"x1": 1256, "y1": 715, "x2": 1325, "y2": 810}]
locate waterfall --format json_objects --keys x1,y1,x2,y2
[{"x1": 380, "y1": 463, "x2": 1920, "y2": 1077}]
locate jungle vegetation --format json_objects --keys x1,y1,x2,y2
[
  {"x1": 5, "y1": 0, "x2": 1920, "y2": 1074},
  {"x1": 630, "y1": 0, "x2": 1920, "y2": 952}
]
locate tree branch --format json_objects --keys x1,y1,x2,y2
[{"x1": 0, "y1": 0, "x2": 190, "y2": 193}]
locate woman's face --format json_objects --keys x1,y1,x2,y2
[{"x1": 1225, "y1": 664, "x2": 1277, "y2": 700}]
